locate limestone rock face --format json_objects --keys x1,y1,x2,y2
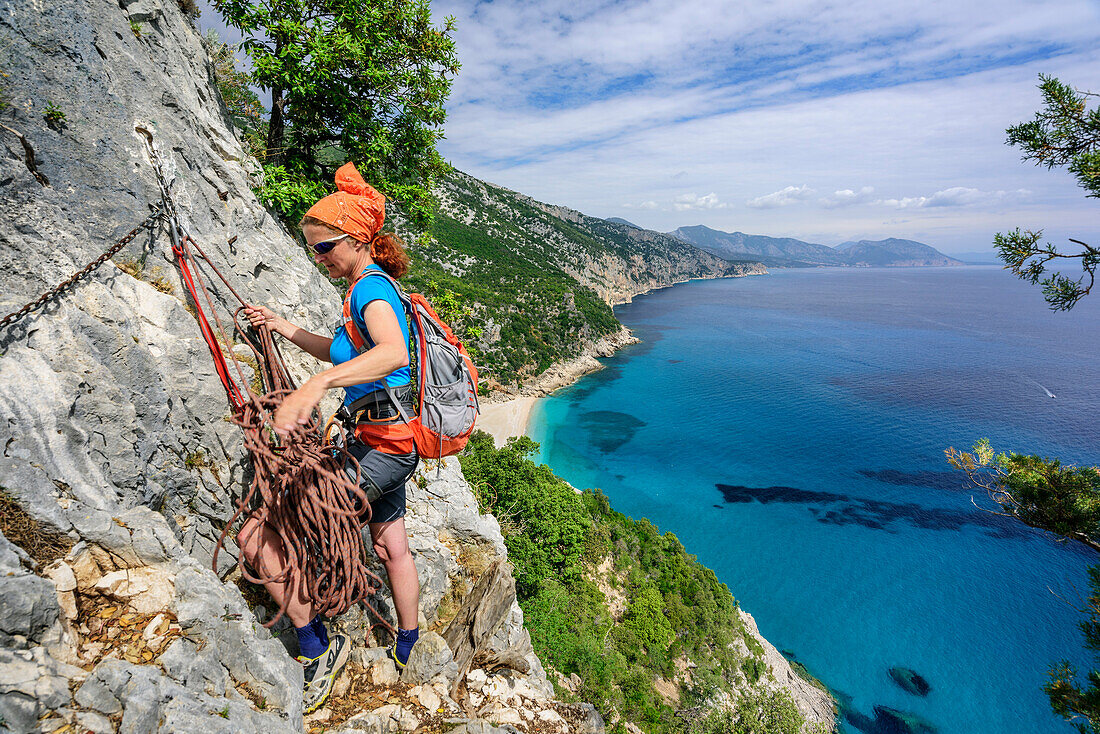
[
  {"x1": 738, "y1": 609, "x2": 835, "y2": 730},
  {"x1": 0, "y1": 0, "x2": 816, "y2": 732},
  {"x1": 0, "y1": 0, "x2": 337, "y2": 574}
]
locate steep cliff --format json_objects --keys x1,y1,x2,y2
[
  {"x1": 0, "y1": 0, "x2": 826, "y2": 731},
  {"x1": 0, "y1": 0, "x2": 587, "y2": 730},
  {"x1": 407, "y1": 171, "x2": 766, "y2": 385}
]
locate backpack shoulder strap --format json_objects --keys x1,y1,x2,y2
[
  {"x1": 342, "y1": 268, "x2": 410, "y2": 354},
  {"x1": 341, "y1": 287, "x2": 369, "y2": 354},
  {"x1": 361, "y1": 268, "x2": 412, "y2": 311}
]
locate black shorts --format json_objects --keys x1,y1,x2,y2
[{"x1": 342, "y1": 438, "x2": 418, "y2": 524}]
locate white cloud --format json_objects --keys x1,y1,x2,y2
[
  {"x1": 672, "y1": 192, "x2": 728, "y2": 211},
  {"x1": 746, "y1": 185, "x2": 817, "y2": 209},
  {"x1": 624, "y1": 200, "x2": 660, "y2": 210},
  {"x1": 427, "y1": 0, "x2": 1099, "y2": 250},
  {"x1": 878, "y1": 187, "x2": 1031, "y2": 208},
  {"x1": 820, "y1": 186, "x2": 876, "y2": 208}
]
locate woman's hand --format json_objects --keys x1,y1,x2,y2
[
  {"x1": 272, "y1": 377, "x2": 328, "y2": 437},
  {"x1": 244, "y1": 304, "x2": 279, "y2": 331}
]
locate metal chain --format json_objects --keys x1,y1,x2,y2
[{"x1": 0, "y1": 207, "x2": 164, "y2": 330}]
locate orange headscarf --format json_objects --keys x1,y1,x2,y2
[{"x1": 303, "y1": 162, "x2": 386, "y2": 242}]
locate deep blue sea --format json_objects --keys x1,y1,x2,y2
[{"x1": 528, "y1": 266, "x2": 1100, "y2": 734}]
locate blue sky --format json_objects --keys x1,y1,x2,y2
[
  {"x1": 427, "y1": 0, "x2": 1099, "y2": 253},
  {"x1": 198, "y1": 0, "x2": 1100, "y2": 254}
]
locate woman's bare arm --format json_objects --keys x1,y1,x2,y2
[
  {"x1": 272, "y1": 300, "x2": 408, "y2": 434},
  {"x1": 244, "y1": 305, "x2": 333, "y2": 363}
]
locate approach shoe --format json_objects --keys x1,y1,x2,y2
[
  {"x1": 298, "y1": 632, "x2": 349, "y2": 714},
  {"x1": 388, "y1": 642, "x2": 407, "y2": 670}
]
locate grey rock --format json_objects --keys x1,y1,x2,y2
[
  {"x1": 73, "y1": 667, "x2": 124, "y2": 715},
  {"x1": 401, "y1": 631, "x2": 457, "y2": 685},
  {"x1": 486, "y1": 602, "x2": 553, "y2": 697},
  {"x1": 406, "y1": 461, "x2": 506, "y2": 558},
  {"x1": 0, "y1": 689, "x2": 38, "y2": 734},
  {"x1": 351, "y1": 645, "x2": 391, "y2": 668},
  {"x1": 0, "y1": 540, "x2": 62, "y2": 647},
  {"x1": 367, "y1": 654, "x2": 400, "y2": 687},
  {"x1": 370, "y1": 703, "x2": 420, "y2": 732},
  {"x1": 159, "y1": 637, "x2": 231, "y2": 696},
  {"x1": 447, "y1": 721, "x2": 516, "y2": 734},
  {"x1": 75, "y1": 710, "x2": 116, "y2": 734},
  {"x1": 171, "y1": 561, "x2": 304, "y2": 718},
  {"x1": 337, "y1": 711, "x2": 387, "y2": 734},
  {"x1": 0, "y1": 574, "x2": 59, "y2": 644},
  {"x1": 565, "y1": 702, "x2": 605, "y2": 734},
  {"x1": 0, "y1": 647, "x2": 83, "y2": 732},
  {"x1": 77, "y1": 658, "x2": 302, "y2": 734},
  {"x1": 0, "y1": 527, "x2": 34, "y2": 571}
]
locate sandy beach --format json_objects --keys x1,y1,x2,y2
[
  {"x1": 475, "y1": 326, "x2": 641, "y2": 447},
  {"x1": 477, "y1": 396, "x2": 539, "y2": 447}
]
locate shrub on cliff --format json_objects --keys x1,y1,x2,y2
[
  {"x1": 695, "y1": 687, "x2": 810, "y2": 734},
  {"x1": 460, "y1": 433, "x2": 590, "y2": 596},
  {"x1": 460, "y1": 432, "x2": 767, "y2": 733}
]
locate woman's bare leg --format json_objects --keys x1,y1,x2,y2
[
  {"x1": 238, "y1": 516, "x2": 315, "y2": 627},
  {"x1": 368, "y1": 518, "x2": 419, "y2": 629}
]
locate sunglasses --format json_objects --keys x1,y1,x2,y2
[{"x1": 310, "y1": 234, "x2": 350, "y2": 255}]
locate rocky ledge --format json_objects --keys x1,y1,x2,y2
[{"x1": 0, "y1": 460, "x2": 605, "y2": 734}]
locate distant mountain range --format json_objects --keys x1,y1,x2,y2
[{"x1": 667, "y1": 224, "x2": 965, "y2": 268}]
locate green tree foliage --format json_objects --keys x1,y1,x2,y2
[
  {"x1": 624, "y1": 582, "x2": 675, "y2": 652},
  {"x1": 947, "y1": 440, "x2": 1100, "y2": 552},
  {"x1": 459, "y1": 432, "x2": 785, "y2": 733},
  {"x1": 459, "y1": 433, "x2": 590, "y2": 596},
  {"x1": 695, "y1": 688, "x2": 815, "y2": 734},
  {"x1": 204, "y1": 31, "x2": 266, "y2": 158},
  {"x1": 252, "y1": 162, "x2": 330, "y2": 227},
  {"x1": 952, "y1": 76, "x2": 1100, "y2": 730},
  {"x1": 995, "y1": 75, "x2": 1098, "y2": 311},
  {"x1": 213, "y1": 0, "x2": 459, "y2": 228}
]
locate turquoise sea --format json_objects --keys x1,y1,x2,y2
[{"x1": 529, "y1": 266, "x2": 1100, "y2": 734}]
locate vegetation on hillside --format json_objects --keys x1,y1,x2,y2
[
  {"x1": 949, "y1": 75, "x2": 1100, "y2": 733},
  {"x1": 404, "y1": 210, "x2": 620, "y2": 383},
  {"x1": 402, "y1": 171, "x2": 757, "y2": 385},
  {"x1": 460, "y1": 433, "x2": 821, "y2": 734}
]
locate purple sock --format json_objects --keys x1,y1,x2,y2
[{"x1": 296, "y1": 616, "x2": 329, "y2": 659}]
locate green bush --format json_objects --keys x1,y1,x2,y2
[
  {"x1": 695, "y1": 688, "x2": 806, "y2": 734},
  {"x1": 624, "y1": 582, "x2": 674, "y2": 652},
  {"x1": 460, "y1": 433, "x2": 590, "y2": 596},
  {"x1": 459, "y1": 433, "x2": 770, "y2": 733},
  {"x1": 254, "y1": 163, "x2": 331, "y2": 226}
]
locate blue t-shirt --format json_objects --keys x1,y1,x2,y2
[{"x1": 330, "y1": 265, "x2": 412, "y2": 406}]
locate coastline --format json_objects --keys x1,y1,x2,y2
[
  {"x1": 478, "y1": 269, "x2": 767, "y2": 446},
  {"x1": 479, "y1": 325, "x2": 639, "y2": 446},
  {"x1": 475, "y1": 270, "x2": 838, "y2": 729}
]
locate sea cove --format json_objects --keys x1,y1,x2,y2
[{"x1": 530, "y1": 266, "x2": 1100, "y2": 733}]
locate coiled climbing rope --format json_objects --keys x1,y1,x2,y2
[
  {"x1": 2, "y1": 128, "x2": 397, "y2": 634},
  {"x1": 130, "y1": 127, "x2": 396, "y2": 633}
]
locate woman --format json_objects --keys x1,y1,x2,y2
[{"x1": 241, "y1": 162, "x2": 420, "y2": 714}]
